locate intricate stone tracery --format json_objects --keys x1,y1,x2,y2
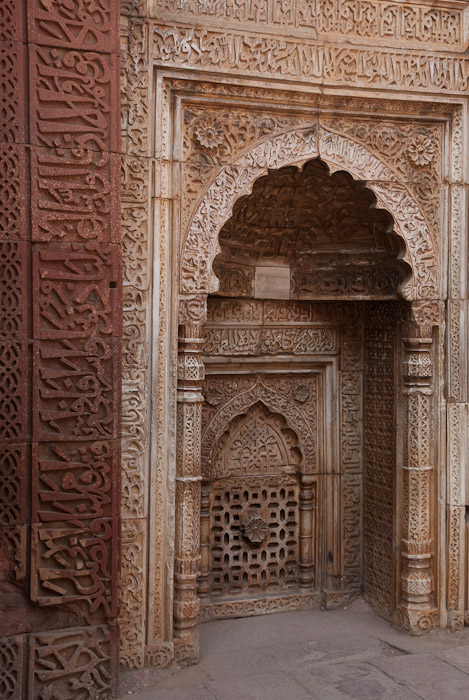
[{"x1": 115, "y1": 0, "x2": 466, "y2": 672}]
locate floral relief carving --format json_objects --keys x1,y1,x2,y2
[
  {"x1": 117, "y1": 28, "x2": 461, "y2": 666},
  {"x1": 407, "y1": 134, "x2": 436, "y2": 167},
  {"x1": 202, "y1": 378, "x2": 317, "y2": 479},
  {"x1": 119, "y1": 13, "x2": 151, "y2": 669},
  {"x1": 181, "y1": 108, "x2": 310, "y2": 237},
  {"x1": 194, "y1": 115, "x2": 224, "y2": 150},
  {"x1": 243, "y1": 513, "x2": 269, "y2": 544},
  {"x1": 184, "y1": 107, "x2": 307, "y2": 165}
]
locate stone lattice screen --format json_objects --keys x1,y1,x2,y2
[{"x1": 0, "y1": 2, "x2": 122, "y2": 697}]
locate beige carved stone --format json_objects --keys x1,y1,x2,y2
[{"x1": 119, "y1": 0, "x2": 469, "y2": 670}]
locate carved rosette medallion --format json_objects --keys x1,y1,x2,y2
[{"x1": 243, "y1": 513, "x2": 269, "y2": 544}]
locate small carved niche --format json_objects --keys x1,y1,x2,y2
[{"x1": 212, "y1": 402, "x2": 302, "y2": 479}]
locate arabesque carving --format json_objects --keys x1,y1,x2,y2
[
  {"x1": 117, "y1": 0, "x2": 466, "y2": 674},
  {"x1": 180, "y1": 125, "x2": 438, "y2": 301},
  {"x1": 202, "y1": 379, "x2": 317, "y2": 478}
]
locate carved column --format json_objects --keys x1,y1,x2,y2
[
  {"x1": 299, "y1": 475, "x2": 315, "y2": 589},
  {"x1": 397, "y1": 304, "x2": 440, "y2": 634},
  {"x1": 198, "y1": 481, "x2": 211, "y2": 601},
  {"x1": 173, "y1": 323, "x2": 205, "y2": 664}
]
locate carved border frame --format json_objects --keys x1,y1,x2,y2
[{"x1": 119, "y1": 16, "x2": 468, "y2": 662}]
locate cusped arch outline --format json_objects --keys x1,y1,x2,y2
[
  {"x1": 201, "y1": 380, "x2": 317, "y2": 480},
  {"x1": 180, "y1": 125, "x2": 439, "y2": 302}
]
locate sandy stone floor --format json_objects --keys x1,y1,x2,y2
[{"x1": 119, "y1": 601, "x2": 469, "y2": 699}]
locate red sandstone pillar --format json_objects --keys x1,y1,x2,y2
[{"x1": 0, "y1": 2, "x2": 122, "y2": 696}]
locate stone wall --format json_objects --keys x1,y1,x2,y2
[{"x1": 0, "y1": 1, "x2": 122, "y2": 697}]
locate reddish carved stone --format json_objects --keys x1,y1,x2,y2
[
  {"x1": 0, "y1": 1, "x2": 26, "y2": 42},
  {"x1": 30, "y1": 149, "x2": 121, "y2": 242},
  {"x1": 32, "y1": 440, "x2": 120, "y2": 522},
  {"x1": 29, "y1": 45, "x2": 120, "y2": 153},
  {"x1": 31, "y1": 517, "x2": 118, "y2": 616},
  {"x1": 27, "y1": 0, "x2": 119, "y2": 54},
  {"x1": 0, "y1": 242, "x2": 30, "y2": 339},
  {"x1": 0, "y1": 634, "x2": 25, "y2": 699},
  {"x1": 0, "y1": 342, "x2": 29, "y2": 442},
  {"x1": 29, "y1": 625, "x2": 117, "y2": 698},
  {"x1": 0, "y1": 42, "x2": 27, "y2": 143},
  {"x1": 33, "y1": 242, "x2": 122, "y2": 339},
  {"x1": 0, "y1": 146, "x2": 29, "y2": 241},
  {"x1": 33, "y1": 337, "x2": 120, "y2": 441},
  {"x1": 0, "y1": 443, "x2": 27, "y2": 526},
  {"x1": 0, "y1": 523, "x2": 27, "y2": 582}
]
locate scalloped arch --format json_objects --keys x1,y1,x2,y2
[
  {"x1": 201, "y1": 381, "x2": 317, "y2": 479},
  {"x1": 180, "y1": 125, "x2": 439, "y2": 301}
]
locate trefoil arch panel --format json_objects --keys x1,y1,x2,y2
[{"x1": 201, "y1": 380, "x2": 317, "y2": 480}]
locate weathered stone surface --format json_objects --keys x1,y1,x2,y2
[
  {"x1": 4, "y1": 0, "x2": 469, "y2": 693},
  {"x1": 0, "y1": 0, "x2": 122, "y2": 697},
  {"x1": 121, "y1": 0, "x2": 468, "y2": 670}
]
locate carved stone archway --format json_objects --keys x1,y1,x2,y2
[
  {"x1": 179, "y1": 126, "x2": 439, "y2": 304},
  {"x1": 201, "y1": 380, "x2": 317, "y2": 477},
  {"x1": 174, "y1": 128, "x2": 442, "y2": 663}
]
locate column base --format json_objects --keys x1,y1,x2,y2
[
  {"x1": 174, "y1": 629, "x2": 200, "y2": 666},
  {"x1": 447, "y1": 610, "x2": 464, "y2": 632},
  {"x1": 394, "y1": 606, "x2": 439, "y2": 635}
]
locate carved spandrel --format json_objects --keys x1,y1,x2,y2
[
  {"x1": 181, "y1": 127, "x2": 437, "y2": 301},
  {"x1": 211, "y1": 403, "x2": 302, "y2": 479},
  {"x1": 183, "y1": 106, "x2": 306, "y2": 166},
  {"x1": 320, "y1": 119, "x2": 442, "y2": 241},
  {"x1": 202, "y1": 378, "x2": 318, "y2": 479}
]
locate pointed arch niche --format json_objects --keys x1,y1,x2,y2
[{"x1": 174, "y1": 126, "x2": 443, "y2": 664}]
